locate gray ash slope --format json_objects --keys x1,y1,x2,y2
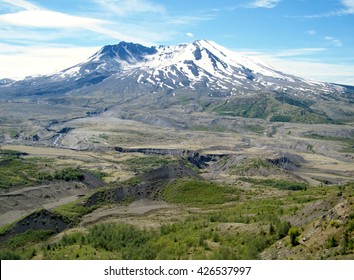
[{"x1": 0, "y1": 40, "x2": 350, "y2": 99}]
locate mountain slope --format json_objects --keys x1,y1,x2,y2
[
  {"x1": 53, "y1": 40, "x2": 346, "y2": 97},
  {"x1": 0, "y1": 40, "x2": 353, "y2": 123},
  {"x1": 0, "y1": 40, "x2": 347, "y2": 98}
]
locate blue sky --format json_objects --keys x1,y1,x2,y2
[{"x1": 0, "y1": 0, "x2": 353, "y2": 85}]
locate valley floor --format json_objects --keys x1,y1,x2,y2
[{"x1": 0, "y1": 106, "x2": 354, "y2": 260}]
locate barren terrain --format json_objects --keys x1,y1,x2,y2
[{"x1": 0, "y1": 100, "x2": 353, "y2": 260}]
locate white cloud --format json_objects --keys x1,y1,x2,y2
[
  {"x1": 166, "y1": 15, "x2": 215, "y2": 25},
  {"x1": 186, "y1": 32, "x2": 194, "y2": 38},
  {"x1": 249, "y1": 0, "x2": 280, "y2": 9},
  {"x1": 0, "y1": 0, "x2": 210, "y2": 46},
  {"x1": 93, "y1": 0, "x2": 165, "y2": 16},
  {"x1": 85, "y1": 24, "x2": 155, "y2": 44},
  {"x1": 271, "y1": 48, "x2": 326, "y2": 57},
  {"x1": 325, "y1": 36, "x2": 343, "y2": 47},
  {"x1": 267, "y1": 59, "x2": 354, "y2": 85},
  {"x1": 0, "y1": 27, "x2": 86, "y2": 43},
  {"x1": 0, "y1": 0, "x2": 217, "y2": 49},
  {"x1": 0, "y1": 9, "x2": 155, "y2": 44},
  {"x1": 0, "y1": 10, "x2": 107, "y2": 29},
  {"x1": 236, "y1": 49, "x2": 354, "y2": 84},
  {"x1": 307, "y1": 30, "x2": 317, "y2": 35},
  {"x1": 341, "y1": 0, "x2": 354, "y2": 13},
  {"x1": 0, "y1": 0, "x2": 40, "y2": 10},
  {"x1": 0, "y1": 44, "x2": 99, "y2": 79},
  {"x1": 238, "y1": 48, "x2": 326, "y2": 58}
]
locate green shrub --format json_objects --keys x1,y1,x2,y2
[
  {"x1": 288, "y1": 227, "x2": 300, "y2": 246},
  {"x1": 0, "y1": 251, "x2": 22, "y2": 260},
  {"x1": 54, "y1": 168, "x2": 84, "y2": 181},
  {"x1": 270, "y1": 115, "x2": 292, "y2": 122},
  {"x1": 325, "y1": 236, "x2": 338, "y2": 248},
  {"x1": 277, "y1": 221, "x2": 291, "y2": 239},
  {"x1": 329, "y1": 220, "x2": 341, "y2": 228}
]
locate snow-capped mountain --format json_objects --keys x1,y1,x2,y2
[
  {"x1": 54, "y1": 40, "x2": 342, "y2": 96},
  {"x1": 0, "y1": 40, "x2": 347, "y2": 99}
]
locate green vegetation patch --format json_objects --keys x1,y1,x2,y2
[
  {"x1": 0, "y1": 251, "x2": 23, "y2": 260},
  {"x1": 213, "y1": 96, "x2": 278, "y2": 119},
  {"x1": 0, "y1": 150, "x2": 52, "y2": 188},
  {"x1": 269, "y1": 115, "x2": 292, "y2": 122},
  {"x1": 230, "y1": 158, "x2": 275, "y2": 175},
  {"x1": 88, "y1": 170, "x2": 108, "y2": 180},
  {"x1": 212, "y1": 95, "x2": 333, "y2": 124},
  {"x1": 121, "y1": 176, "x2": 143, "y2": 187},
  {"x1": 0, "y1": 221, "x2": 16, "y2": 236},
  {"x1": 0, "y1": 149, "x2": 26, "y2": 158},
  {"x1": 162, "y1": 179, "x2": 239, "y2": 205},
  {"x1": 4, "y1": 229, "x2": 54, "y2": 249},
  {"x1": 123, "y1": 155, "x2": 176, "y2": 174},
  {"x1": 240, "y1": 178, "x2": 308, "y2": 191},
  {"x1": 41, "y1": 211, "x2": 294, "y2": 260},
  {"x1": 341, "y1": 211, "x2": 354, "y2": 255},
  {"x1": 53, "y1": 168, "x2": 84, "y2": 181},
  {"x1": 0, "y1": 150, "x2": 87, "y2": 188},
  {"x1": 5, "y1": 182, "x2": 342, "y2": 260},
  {"x1": 53, "y1": 199, "x2": 99, "y2": 224}
]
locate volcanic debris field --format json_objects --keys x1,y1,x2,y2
[{"x1": 0, "y1": 107, "x2": 354, "y2": 260}]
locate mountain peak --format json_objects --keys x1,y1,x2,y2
[
  {"x1": 93, "y1": 41, "x2": 157, "y2": 64},
  {"x1": 193, "y1": 39, "x2": 222, "y2": 47},
  {"x1": 193, "y1": 39, "x2": 213, "y2": 45}
]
